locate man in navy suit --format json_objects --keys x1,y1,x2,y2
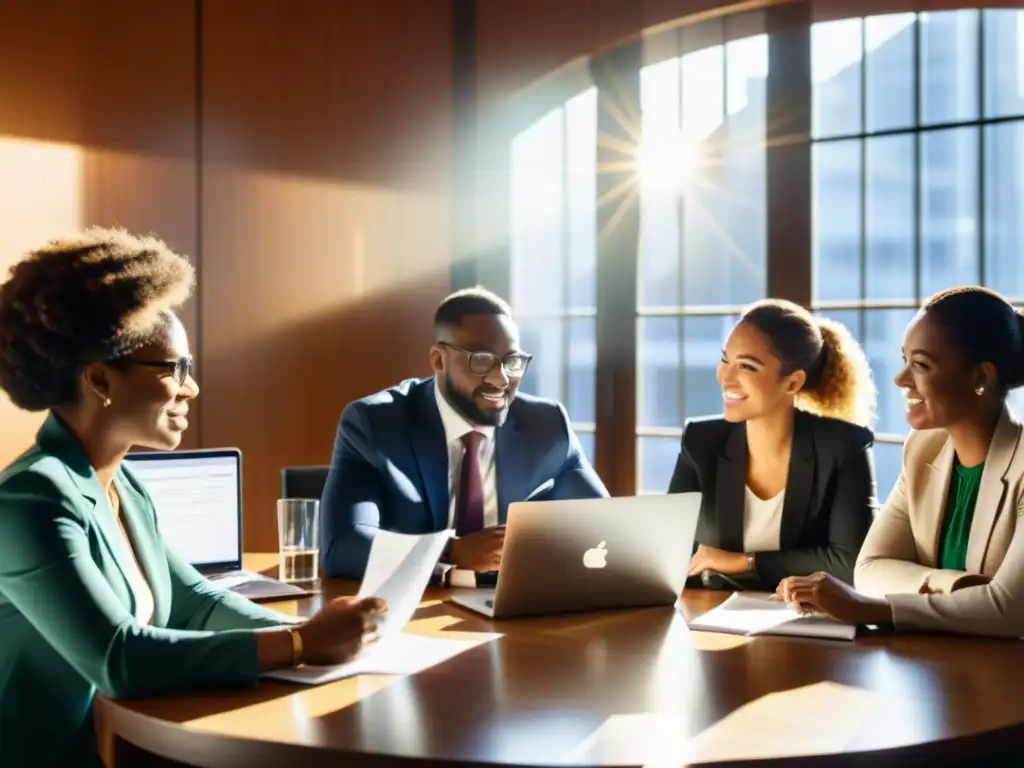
[{"x1": 320, "y1": 287, "x2": 608, "y2": 581}]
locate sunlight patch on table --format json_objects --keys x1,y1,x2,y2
[
  {"x1": 566, "y1": 682, "x2": 881, "y2": 765},
  {"x1": 682, "y1": 682, "x2": 881, "y2": 762},
  {"x1": 686, "y1": 630, "x2": 753, "y2": 651},
  {"x1": 184, "y1": 676, "x2": 392, "y2": 740},
  {"x1": 406, "y1": 612, "x2": 505, "y2": 642}
]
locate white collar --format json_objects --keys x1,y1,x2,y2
[{"x1": 433, "y1": 377, "x2": 496, "y2": 446}]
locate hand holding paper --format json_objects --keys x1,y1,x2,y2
[
  {"x1": 296, "y1": 595, "x2": 387, "y2": 666},
  {"x1": 264, "y1": 529, "x2": 454, "y2": 684}
]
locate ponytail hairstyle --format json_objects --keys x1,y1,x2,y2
[
  {"x1": 922, "y1": 286, "x2": 1024, "y2": 394},
  {"x1": 740, "y1": 299, "x2": 877, "y2": 427}
]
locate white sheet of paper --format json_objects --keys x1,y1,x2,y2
[
  {"x1": 688, "y1": 592, "x2": 856, "y2": 641},
  {"x1": 356, "y1": 528, "x2": 452, "y2": 637},
  {"x1": 263, "y1": 632, "x2": 481, "y2": 684}
]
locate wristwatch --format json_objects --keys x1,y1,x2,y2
[{"x1": 746, "y1": 553, "x2": 756, "y2": 573}]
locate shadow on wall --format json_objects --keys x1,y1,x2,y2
[
  {"x1": 199, "y1": 268, "x2": 456, "y2": 553},
  {"x1": 0, "y1": 0, "x2": 453, "y2": 196}
]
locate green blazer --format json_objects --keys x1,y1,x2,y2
[{"x1": 0, "y1": 415, "x2": 293, "y2": 767}]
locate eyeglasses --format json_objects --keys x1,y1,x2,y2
[
  {"x1": 109, "y1": 355, "x2": 193, "y2": 386},
  {"x1": 438, "y1": 342, "x2": 532, "y2": 378}
]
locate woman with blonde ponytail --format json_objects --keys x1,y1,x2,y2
[{"x1": 669, "y1": 298, "x2": 878, "y2": 590}]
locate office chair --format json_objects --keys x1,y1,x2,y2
[{"x1": 280, "y1": 465, "x2": 330, "y2": 500}]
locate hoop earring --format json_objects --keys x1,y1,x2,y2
[{"x1": 975, "y1": 386, "x2": 985, "y2": 396}]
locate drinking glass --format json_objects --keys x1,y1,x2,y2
[{"x1": 277, "y1": 498, "x2": 320, "y2": 585}]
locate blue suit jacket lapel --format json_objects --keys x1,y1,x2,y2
[
  {"x1": 408, "y1": 380, "x2": 451, "y2": 531},
  {"x1": 495, "y1": 410, "x2": 526, "y2": 524}
]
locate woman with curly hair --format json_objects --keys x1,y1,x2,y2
[
  {"x1": 0, "y1": 228, "x2": 385, "y2": 767},
  {"x1": 669, "y1": 298, "x2": 878, "y2": 590}
]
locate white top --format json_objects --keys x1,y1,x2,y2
[
  {"x1": 742, "y1": 485, "x2": 785, "y2": 554},
  {"x1": 433, "y1": 380, "x2": 499, "y2": 588},
  {"x1": 109, "y1": 492, "x2": 155, "y2": 625}
]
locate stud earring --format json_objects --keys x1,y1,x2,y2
[
  {"x1": 975, "y1": 386, "x2": 985, "y2": 396},
  {"x1": 103, "y1": 397, "x2": 111, "y2": 408}
]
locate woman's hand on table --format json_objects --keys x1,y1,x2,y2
[
  {"x1": 688, "y1": 545, "x2": 751, "y2": 577},
  {"x1": 775, "y1": 572, "x2": 893, "y2": 626}
]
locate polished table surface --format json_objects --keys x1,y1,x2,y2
[{"x1": 95, "y1": 554, "x2": 1024, "y2": 767}]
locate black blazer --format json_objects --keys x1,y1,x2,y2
[{"x1": 668, "y1": 409, "x2": 877, "y2": 589}]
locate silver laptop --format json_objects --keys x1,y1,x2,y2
[
  {"x1": 449, "y1": 493, "x2": 700, "y2": 619},
  {"x1": 124, "y1": 448, "x2": 308, "y2": 601}
]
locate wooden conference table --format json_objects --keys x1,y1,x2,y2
[{"x1": 95, "y1": 554, "x2": 1024, "y2": 767}]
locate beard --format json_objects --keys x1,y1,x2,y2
[{"x1": 442, "y1": 375, "x2": 510, "y2": 427}]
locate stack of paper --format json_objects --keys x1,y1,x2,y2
[
  {"x1": 264, "y1": 529, "x2": 465, "y2": 684},
  {"x1": 687, "y1": 592, "x2": 856, "y2": 641}
]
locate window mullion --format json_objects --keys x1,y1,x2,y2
[{"x1": 766, "y1": 1, "x2": 813, "y2": 309}]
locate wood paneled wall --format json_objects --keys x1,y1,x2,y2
[
  {"x1": 199, "y1": 0, "x2": 453, "y2": 551},
  {"x1": 0, "y1": 0, "x2": 453, "y2": 551}
]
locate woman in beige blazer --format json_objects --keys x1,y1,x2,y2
[{"x1": 776, "y1": 286, "x2": 1024, "y2": 637}]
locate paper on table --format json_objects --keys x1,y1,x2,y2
[
  {"x1": 356, "y1": 528, "x2": 453, "y2": 637},
  {"x1": 688, "y1": 592, "x2": 856, "y2": 641},
  {"x1": 264, "y1": 632, "x2": 484, "y2": 684}
]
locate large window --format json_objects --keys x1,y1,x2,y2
[
  {"x1": 636, "y1": 26, "x2": 769, "y2": 493},
  {"x1": 811, "y1": 9, "x2": 1024, "y2": 500},
  {"x1": 506, "y1": 4, "x2": 1024, "y2": 499},
  {"x1": 510, "y1": 88, "x2": 598, "y2": 461}
]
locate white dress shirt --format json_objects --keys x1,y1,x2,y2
[
  {"x1": 434, "y1": 380, "x2": 499, "y2": 528},
  {"x1": 434, "y1": 381, "x2": 499, "y2": 586},
  {"x1": 742, "y1": 486, "x2": 784, "y2": 554}
]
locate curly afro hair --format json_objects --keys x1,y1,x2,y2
[{"x1": 0, "y1": 227, "x2": 195, "y2": 412}]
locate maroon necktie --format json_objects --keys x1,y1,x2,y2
[{"x1": 455, "y1": 431, "x2": 485, "y2": 536}]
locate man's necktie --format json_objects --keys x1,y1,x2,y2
[{"x1": 455, "y1": 431, "x2": 485, "y2": 536}]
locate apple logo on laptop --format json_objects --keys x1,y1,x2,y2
[{"x1": 582, "y1": 541, "x2": 608, "y2": 569}]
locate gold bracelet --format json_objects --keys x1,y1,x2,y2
[{"x1": 288, "y1": 627, "x2": 304, "y2": 667}]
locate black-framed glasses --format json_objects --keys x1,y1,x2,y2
[
  {"x1": 108, "y1": 355, "x2": 193, "y2": 385},
  {"x1": 438, "y1": 342, "x2": 532, "y2": 378}
]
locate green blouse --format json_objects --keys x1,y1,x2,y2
[{"x1": 938, "y1": 460, "x2": 985, "y2": 571}]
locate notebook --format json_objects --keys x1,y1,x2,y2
[{"x1": 687, "y1": 592, "x2": 856, "y2": 641}]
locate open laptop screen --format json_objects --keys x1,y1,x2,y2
[{"x1": 124, "y1": 449, "x2": 242, "y2": 572}]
